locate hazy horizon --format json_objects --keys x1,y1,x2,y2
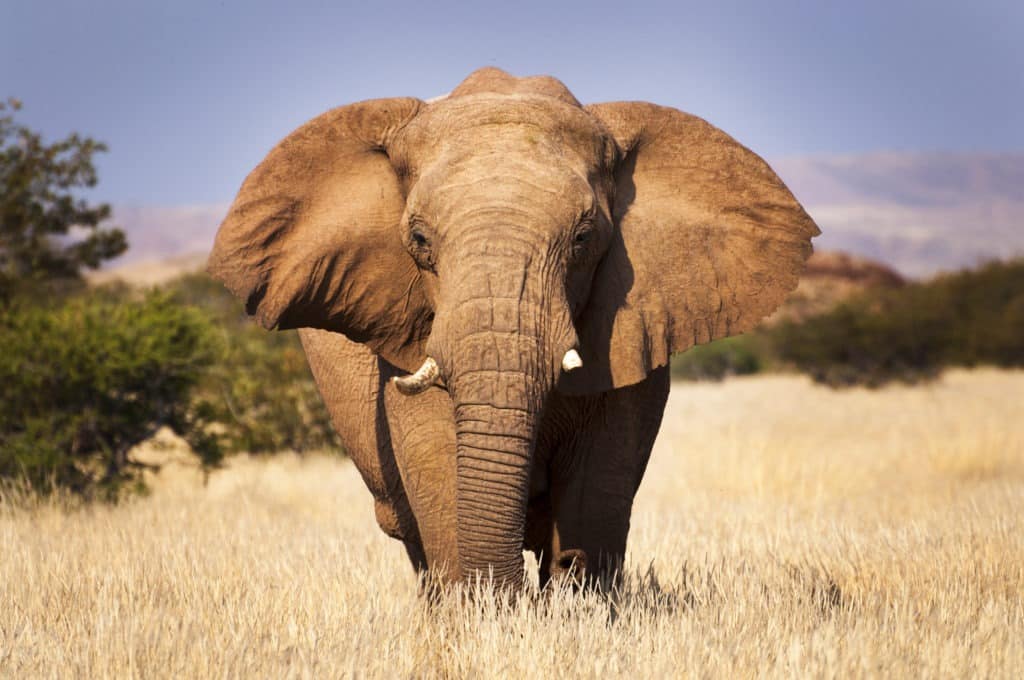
[{"x1": 104, "y1": 149, "x2": 1024, "y2": 278}]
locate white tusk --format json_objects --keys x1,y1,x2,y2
[
  {"x1": 391, "y1": 357, "x2": 439, "y2": 396},
  {"x1": 561, "y1": 349, "x2": 583, "y2": 372}
]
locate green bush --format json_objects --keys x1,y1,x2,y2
[
  {"x1": 0, "y1": 290, "x2": 222, "y2": 497},
  {"x1": 771, "y1": 259, "x2": 1024, "y2": 387},
  {"x1": 671, "y1": 334, "x2": 766, "y2": 381},
  {"x1": 168, "y1": 273, "x2": 340, "y2": 454},
  {"x1": 935, "y1": 259, "x2": 1024, "y2": 367},
  {"x1": 1, "y1": 101, "x2": 337, "y2": 501}
]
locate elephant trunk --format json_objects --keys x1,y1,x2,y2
[
  {"x1": 431, "y1": 251, "x2": 575, "y2": 590},
  {"x1": 452, "y1": 371, "x2": 541, "y2": 587}
]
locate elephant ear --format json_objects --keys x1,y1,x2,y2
[
  {"x1": 560, "y1": 101, "x2": 820, "y2": 395},
  {"x1": 207, "y1": 98, "x2": 434, "y2": 373}
]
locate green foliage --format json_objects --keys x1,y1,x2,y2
[
  {"x1": 671, "y1": 335, "x2": 767, "y2": 381},
  {"x1": 0, "y1": 101, "x2": 338, "y2": 500},
  {"x1": 168, "y1": 273, "x2": 340, "y2": 454},
  {"x1": 0, "y1": 98, "x2": 126, "y2": 302},
  {"x1": 0, "y1": 291, "x2": 222, "y2": 498},
  {"x1": 771, "y1": 259, "x2": 1024, "y2": 387}
]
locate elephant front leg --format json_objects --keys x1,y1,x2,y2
[
  {"x1": 524, "y1": 467, "x2": 589, "y2": 590},
  {"x1": 548, "y1": 366, "x2": 671, "y2": 589},
  {"x1": 549, "y1": 481, "x2": 633, "y2": 589},
  {"x1": 381, "y1": 362, "x2": 461, "y2": 583},
  {"x1": 522, "y1": 491, "x2": 558, "y2": 588},
  {"x1": 298, "y1": 330, "x2": 428, "y2": 574}
]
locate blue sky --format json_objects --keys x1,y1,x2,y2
[{"x1": 3, "y1": 0, "x2": 1022, "y2": 205}]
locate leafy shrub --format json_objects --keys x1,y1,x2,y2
[
  {"x1": 935, "y1": 259, "x2": 1024, "y2": 367},
  {"x1": 0, "y1": 290, "x2": 222, "y2": 497},
  {"x1": 671, "y1": 335, "x2": 767, "y2": 381},
  {"x1": 1, "y1": 100, "x2": 336, "y2": 501},
  {"x1": 168, "y1": 273, "x2": 340, "y2": 454},
  {"x1": 771, "y1": 259, "x2": 1024, "y2": 387}
]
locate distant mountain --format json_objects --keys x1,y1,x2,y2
[
  {"x1": 87, "y1": 251, "x2": 209, "y2": 287},
  {"x1": 110, "y1": 203, "x2": 227, "y2": 267},
  {"x1": 107, "y1": 152, "x2": 1024, "y2": 279},
  {"x1": 766, "y1": 250, "x2": 905, "y2": 325}
]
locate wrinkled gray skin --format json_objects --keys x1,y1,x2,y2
[{"x1": 208, "y1": 68, "x2": 819, "y2": 590}]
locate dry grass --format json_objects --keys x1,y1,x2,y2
[{"x1": 2, "y1": 369, "x2": 1023, "y2": 678}]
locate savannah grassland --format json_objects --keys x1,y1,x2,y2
[{"x1": 2, "y1": 370, "x2": 1023, "y2": 678}]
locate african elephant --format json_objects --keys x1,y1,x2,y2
[{"x1": 207, "y1": 67, "x2": 819, "y2": 590}]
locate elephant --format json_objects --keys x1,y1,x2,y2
[{"x1": 207, "y1": 67, "x2": 819, "y2": 591}]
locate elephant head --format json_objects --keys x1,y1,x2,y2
[{"x1": 208, "y1": 67, "x2": 819, "y2": 588}]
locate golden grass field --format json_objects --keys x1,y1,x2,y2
[{"x1": 2, "y1": 369, "x2": 1023, "y2": 678}]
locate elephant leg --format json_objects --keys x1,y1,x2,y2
[
  {"x1": 524, "y1": 492, "x2": 555, "y2": 588},
  {"x1": 298, "y1": 329, "x2": 427, "y2": 572},
  {"x1": 549, "y1": 366, "x2": 671, "y2": 588},
  {"x1": 380, "y1": 363, "x2": 461, "y2": 582}
]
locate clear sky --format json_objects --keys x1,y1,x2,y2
[{"x1": 3, "y1": 0, "x2": 1022, "y2": 205}]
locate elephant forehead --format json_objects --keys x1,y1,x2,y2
[
  {"x1": 407, "y1": 156, "x2": 596, "y2": 228},
  {"x1": 398, "y1": 95, "x2": 612, "y2": 168}
]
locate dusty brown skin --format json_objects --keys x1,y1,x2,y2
[{"x1": 208, "y1": 68, "x2": 819, "y2": 590}]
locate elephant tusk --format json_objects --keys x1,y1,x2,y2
[
  {"x1": 561, "y1": 349, "x2": 583, "y2": 372},
  {"x1": 392, "y1": 357, "x2": 440, "y2": 395}
]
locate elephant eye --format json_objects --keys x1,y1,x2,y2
[
  {"x1": 407, "y1": 225, "x2": 436, "y2": 272},
  {"x1": 571, "y1": 227, "x2": 593, "y2": 257}
]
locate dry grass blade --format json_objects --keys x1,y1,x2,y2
[{"x1": 2, "y1": 369, "x2": 1022, "y2": 677}]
